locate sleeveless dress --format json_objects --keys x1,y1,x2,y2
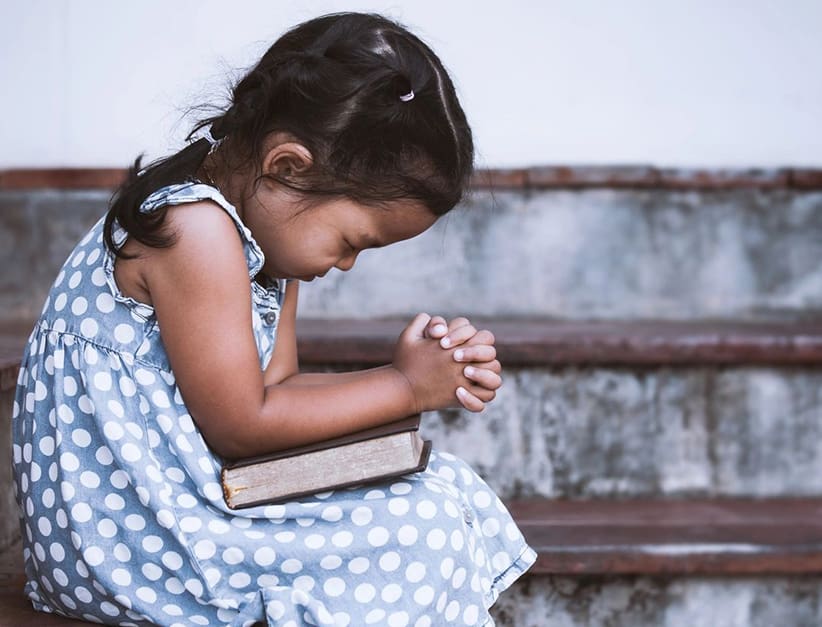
[{"x1": 11, "y1": 180, "x2": 536, "y2": 626}]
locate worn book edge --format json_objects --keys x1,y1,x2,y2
[
  {"x1": 223, "y1": 438, "x2": 432, "y2": 509},
  {"x1": 222, "y1": 413, "x2": 422, "y2": 470}
]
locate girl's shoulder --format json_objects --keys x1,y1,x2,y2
[{"x1": 137, "y1": 178, "x2": 266, "y2": 279}]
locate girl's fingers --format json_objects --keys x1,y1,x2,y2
[
  {"x1": 440, "y1": 322, "x2": 477, "y2": 349},
  {"x1": 463, "y1": 365, "x2": 502, "y2": 391},
  {"x1": 447, "y1": 317, "x2": 471, "y2": 332},
  {"x1": 424, "y1": 315, "x2": 449, "y2": 339},
  {"x1": 453, "y1": 345, "x2": 497, "y2": 363},
  {"x1": 468, "y1": 329, "x2": 495, "y2": 346},
  {"x1": 456, "y1": 386, "x2": 485, "y2": 412}
]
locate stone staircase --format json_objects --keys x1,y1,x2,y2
[{"x1": 3, "y1": 167, "x2": 822, "y2": 626}]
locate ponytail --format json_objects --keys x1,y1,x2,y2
[
  {"x1": 103, "y1": 136, "x2": 213, "y2": 259},
  {"x1": 104, "y1": 12, "x2": 474, "y2": 260}
]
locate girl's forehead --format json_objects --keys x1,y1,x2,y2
[{"x1": 319, "y1": 197, "x2": 437, "y2": 236}]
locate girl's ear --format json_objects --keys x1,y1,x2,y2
[{"x1": 262, "y1": 141, "x2": 313, "y2": 178}]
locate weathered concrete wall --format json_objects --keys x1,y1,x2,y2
[
  {"x1": 0, "y1": 190, "x2": 107, "y2": 321},
  {"x1": 3, "y1": 188, "x2": 822, "y2": 322},
  {"x1": 300, "y1": 188, "x2": 822, "y2": 320},
  {"x1": 0, "y1": 382, "x2": 19, "y2": 552},
  {"x1": 490, "y1": 575, "x2": 822, "y2": 627},
  {"x1": 424, "y1": 366, "x2": 822, "y2": 500}
]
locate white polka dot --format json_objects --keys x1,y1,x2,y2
[
  {"x1": 388, "y1": 497, "x2": 410, "y2": 516},
  {"x1": 83, "y1": 546, "x2": 104, "y2": 566},
  {"x1": 280, "y1": 558, "x2": 302, "y2": 574},
  {"x1": 492, "y1": 551, "x2": 512, "y2": 572},
  {"x1": 367, "y1": 526, "x2": 390, "y2": 547},
  {"x1": 79, "y1": 318, "x2": 98, "y2": 337},
  {"x1": 68, "y1": 271, "x2": 82, "y2": 289},
  {"x1": 121, "y1": 443, "x2": 142, "y2": 462},
  {"x1": 59, "y1": 452, "x2": 79, "y2": 472},
  {"x1": 103, "y1": 420, "x2": 126, "y2": 441},
  {"x1": 136, "y1": 587, "x2": 157, "y2": 603},
  {"x1": 320, "y1": 554, "x2": 342, "y2": 570},
  {"x1": 194, "y1": 539, "x2": 216, "y2": 560},
  {"x1": 77, "y1": 395, "x2": 94, "y2": 414},
  {"x1": 162, "y1": 551, "x2": 184, "y2": 570},
  {"x1": 54, "y1": 293, "x2": 67, "y2": 311},
  {"x1": 152, "y1": 390, "x2": 170, "y2": 408},
  {"x1": 436, "y1": 591, "x2": 448, "y2": 613},
  {"x1": 105, "y1": 493, "x2": 126, "y2": 511},
  {"x1": 413, "y1": 584, "x2": 435, "y2": 605},
  {"x1": 293, "y1": 574, "x2": 315, "y2": 592},
  {"x1": 156, "y1": 509, "x2": 175, "y2": 529},
  {"x1": 118, "y1": 376, "x2": 136, "y2": 397},
  {"x1": 107, "y1": 399, "x2": 125, "y2": 418},
  {"x1": 379, "y1": 551, "x2": 401, "y2": 572},
  {"x1": 416, "y1": 500, "x2": 437, "y2": 519},
  {"x1": 229, "y1": 572, "x2": 251, "y2": 589},
  {"x1": 365, "y1": 609, "x2": 386, "y2": 624},
  {"x1": 71, "y1": 297, "x2": 88, "y2": 316},
  {"x1": 49, "y1": 542, "x2": 65, "y2": 562},
  {"x1": 390, "y1": 481, "x2": 412, "y2": 495},
  {"x1": 351, "y1": 506, "x2": 373, "y2": 526},
  {"x1": 398, "y1": 524, "x2": 418, "y2": 546},
  {"x1": 135, "y1": 368, "x2": 156, "y2": 385},
  {"x1": 481, "y1": 518, "x2": 501, "y2": 537},
  {"x1": 91, "y1": 267, "x2": 106, "y2": 286},
  {"x1": 37, "y1": 517, "x2": 52, "y2": 536},
  {"x1": 324, "y1": 577, "x2": 346, "y2": 597},
  {"x1": 34, "y1": 380, "x2": 48, "y2": 401},
  {"x1": 96, "y1": 292, "x2": 115, "y2": 313},
  {"x1": 222, "y1": 547, "x2": 244, "y2": 565},
  {"x1": 331, "y1": 531, "x2": 353, "y2": 548},
  {"x1": 321, "y1": 505, "x2": 343, "y2": 522},
  {"x1": 114, "y1": 324, "x2": 135, "y2": 344},
  {"x1": 163, "y1": 604, "x2": 183, "y2": 616},
  {"x1": 405, "y1": 561, "x2": 426, "y2": 583},
  {"x1": 42, "y1": 489, "x2": 56, "y2": 509},
  {"x1": 38, "y1": 436, "x2": 55, "y2": 456},
  {"x1": 71, "y1": 429, "x2": 91, "y2": 447},
  {"x1": 382, "y1": 583, "x2": 403, "y2": 603},
  {"x1": 93, "y1": 372, "x2": 112, "y2": 391},
  {"x1": 254, "y1": 547, "x2": 276, "y2": 567},
  {"x1": 111, "y1": 568, "x2": 131, "y2": 587},
  {"x1": 80, "y1": 471, "x2": 100, "y2": 489},
  {"x1": 125, "y1": 514, "x2": 145, "y2": 531},
  {"x1": 72, "y1": 250, "x2": 86, "y2": 267},
  {"x1": 354, "y1": 583, "x2": 376, "y2": 603},
  {"x1": 60, "y1": 481, "x2": 75, "y2": 501},
  {"x1": 179, "y1": 516, "x2": 202, "y2": 533},
  {"x1": 452, "y1": 567, "x2": 467, "y2": 589},
  {"x1": 63, "y1": 376, "x2": 77, "y2": 396},
  {"x1": 473, "y1": 490, "x2": 492, "y2": 509},
  {"x1": 109, "y1": 470, "x2": 129, "y2": 488},
  {"x1": 348, "y1": 557, "x2": 369, "y2": 575},
  {"x1": 142, "y1": 535, "x2": 163, "y2": 553}
]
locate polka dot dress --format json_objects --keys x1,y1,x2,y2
[{"x1": 11, "y1": 180, "x2": 537, "y2": 626}]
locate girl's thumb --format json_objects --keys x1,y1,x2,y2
[{"x1": 402, "y1": 312, "x2": 432, "y2": 341}]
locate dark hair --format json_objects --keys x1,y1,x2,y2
[{"x1": 104, "y1": 11, "x2": 474, "y2": 259}]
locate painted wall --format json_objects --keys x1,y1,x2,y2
[{"x1": 2, "y1": 0, "x2": 820, "y2": 169}]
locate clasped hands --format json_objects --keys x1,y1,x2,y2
[{"x1": 392, "y1": 312, "x2": 502, "y2": 414}]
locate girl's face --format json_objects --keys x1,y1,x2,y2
[{"x1": 247, "y1": 194, "x2": 438, "y2": 281}]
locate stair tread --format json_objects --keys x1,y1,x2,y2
[{"x1": 6, "y1": 318, "x2": 822, "y2": 382}]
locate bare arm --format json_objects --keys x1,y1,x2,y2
[{"x1": 144, "y1": 202, "x2": 420, "y2": 459}]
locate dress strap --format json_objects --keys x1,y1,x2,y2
[{"x1": 137, "y1": 180, "x2": 266, "y2": 279}]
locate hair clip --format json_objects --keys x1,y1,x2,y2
[
  {"x1": 399, "y1": 89, "x2": 415, "y2": 102},
  {"x1": 202, "y1": 127, "x2": 224, "y2": 154}
]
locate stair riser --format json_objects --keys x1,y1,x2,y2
[
  {"x1": 421, "y1": 365, "x2": 822, "y2": 499},
  {"x1": 3, "y1": 189, "x2": 822, "y2": 322}
]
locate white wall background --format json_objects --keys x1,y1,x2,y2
[{"x1": 1, "y1": 0, "x2": 820, "y2": 169}]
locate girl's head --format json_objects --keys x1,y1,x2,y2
[{"x1": 105, "y1": 11, "x2": 474, "y2": 271}]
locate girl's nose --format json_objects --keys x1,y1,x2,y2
[{"x1": 335, "y1": 251, "x2": 358, "y2": 272}]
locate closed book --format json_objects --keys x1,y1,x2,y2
[{"x1": 221, "y1": 414, "x2": 431, "y2": 509}]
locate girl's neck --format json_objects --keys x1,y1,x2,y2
[{"x1": 196, "y1": 154, "x2": 248, "y2": 222}]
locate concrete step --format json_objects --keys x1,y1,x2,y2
[
  {"x1": 5, "y1": 497, "x2": 822, "y2": 626},
  {"x1": 3, "y1": 180, "x2": 822, "y2": 323}
]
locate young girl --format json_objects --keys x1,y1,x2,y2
[{"x1": 12, "y1": 12, "x2": 535, "y2": 626}]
